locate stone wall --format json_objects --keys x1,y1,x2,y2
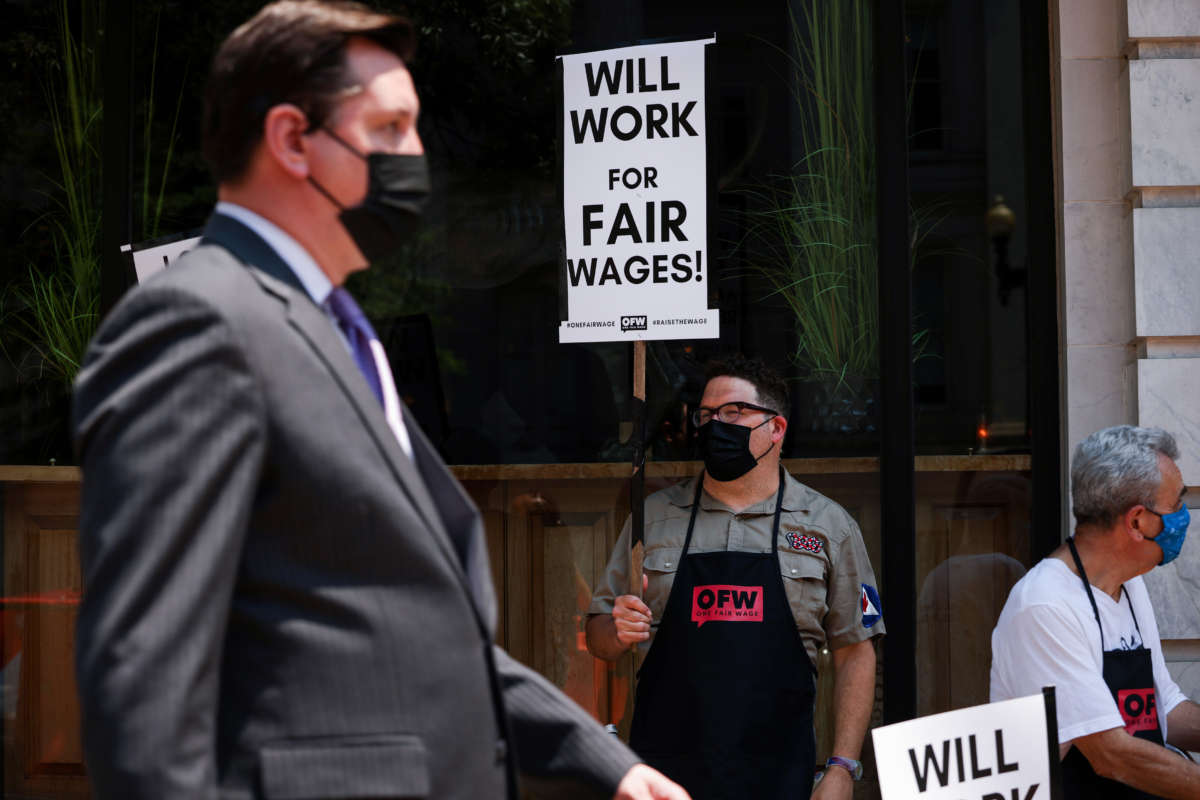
[
  {"x1": 1059, "y1": 0, "x2": 1137, "y2": 454},
  {"x1": 1061, "y1": 0, "x2": 1200, "y2": 697},
  {"x1": 1127, "y1": 0, "x2": 1200, "y2": 698}
]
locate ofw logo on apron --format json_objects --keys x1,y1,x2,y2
[
  {"x1": 691, "y1": 584, "x2": 763, "y2": 626},
  {"x1": 1117, "y1": 688, "x2": 1159, "y2": 734}
]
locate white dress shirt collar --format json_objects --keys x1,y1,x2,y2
[
  {"x1": 215, "y1": 201, "x2": 332, "y2": 305},
  {"x1": 213, "y1": 202, "x2": 414, "y2": 458}
]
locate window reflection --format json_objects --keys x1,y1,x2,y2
[{"x1": 914, "y1": 470, "x2": 1032, "y2": 716}]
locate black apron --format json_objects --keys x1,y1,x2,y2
[
  {"x1": 629, "y1": 469, "x2": 817, "y2": 800},
  {"x1": 1062, "y1": 537, "x2": 1165, "y2": 800}
]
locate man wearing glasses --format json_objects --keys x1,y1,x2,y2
[
  {"x1": 587, "y1": 355, "x2": 885, "y2": 800},
  {"x1": 991, "y1": 426, "x2": 1200, "y2": 799}
]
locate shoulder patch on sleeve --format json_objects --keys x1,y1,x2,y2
[{"x1": 861, "y1": 584, "x2": 883, "y2": 628}]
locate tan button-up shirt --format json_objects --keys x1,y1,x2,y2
[{"x1": 588, "y1": 472, "x2": 885, "y2": 664}]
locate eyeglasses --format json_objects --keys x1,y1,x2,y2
[
  {"x1": 692, "y1": 401, "x2": 778, "y2": 428},
  {"x1": 1147, "y1": 491, "x2": 1188, "y2": 517}
]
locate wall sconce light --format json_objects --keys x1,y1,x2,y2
[{"x1": 985, "y1": 195, "x2": 1026, "y2": 306}]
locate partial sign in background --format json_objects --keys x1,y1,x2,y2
[
  {"x1": 121, "y1": 231, "x2": 201, "y2": 283},
  {"x1": 558, "y1": 37, "x2": 718, "y2": 344},
  {"x1": 872, "y1": 689, "x2": 1061, "y2": 800}
]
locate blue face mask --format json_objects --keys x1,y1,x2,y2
[{"x1": 1148, "y1": 505, "x2": 1190, "y2": 565}]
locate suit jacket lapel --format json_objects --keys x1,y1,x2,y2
[{"x1": 199, "y1": 215, "x2": 470, "y2": 588}]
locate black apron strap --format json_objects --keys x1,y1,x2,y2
[
  {"x1": 1067, "y1": 536, "x2": 1144, "y2": 646},
  {"x1": 1124, "y1": 585, "x2": 1144, "y2": 637},
  {"x1": 769, "y1": 466, "x2": 786, "y2": 551},
  {"x1": 1067, "y1": 536, "x2": 1107, "y2": 651},
  {"x1": 683, "y1": 468, "x2": 788, "y2": 556},
  {"x1": 680, "y1": 472, "x2": 706, "y2": 558}
]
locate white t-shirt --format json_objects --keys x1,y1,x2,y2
[{"x1": 990, "y1": 557, "x2": 1186, "y2": 747}]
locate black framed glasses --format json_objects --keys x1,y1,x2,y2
[{"x1": 691, "y1": 401, "x2": 779, "y2": 428}]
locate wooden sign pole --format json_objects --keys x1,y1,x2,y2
[{"x1": 630, "y1": 339, "x2": 646, "y2": 608}]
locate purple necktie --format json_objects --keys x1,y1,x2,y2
[{"x1": 324, "y1": 286, "x2": 384, "y2": 406}]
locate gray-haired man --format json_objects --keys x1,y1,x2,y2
[{"x1": 991, "y1": 425, "x2": 1200, "y2": 799}]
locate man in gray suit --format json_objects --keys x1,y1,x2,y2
[{"x1": 72, "y1": 3, "x2": 687, "y2": 799}]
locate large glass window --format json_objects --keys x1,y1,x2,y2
[
  {"x1": 906, "y1": 0, "x2": 1037, "y2": 718},
  {"x1": 408, "y1": 0, "x2": 893, "y2": 783},
  {"x1": 0, "y1": 0, "x2": 1053, "y2": 796}
]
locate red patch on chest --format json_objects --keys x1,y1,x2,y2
[{"x1": 786, "y1": 532, "x2": 822, "y2": 554}]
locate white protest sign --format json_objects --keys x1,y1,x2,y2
[
  {"x1": 558, "y1": 37, "x2": 719, "y2": 343},
  {"x1": 122, "y1": 233, "x2": 202, "y2": 283},
  {"x1": 872, "y1": 692, "x2": 1057, "y2": 800}
]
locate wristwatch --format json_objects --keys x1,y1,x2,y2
[{"x1": 824, "y1": 756, "x2": 863, "y2": 781}]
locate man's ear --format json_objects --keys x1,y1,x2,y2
[
  {"x1": 771, "y1": 414, "x2": 788, "y2": 443},
  {"x1": 1124, "y1": 504, "x2": 1151, "y2": 541},
  {"x1": 261, "y1": 104, "x2": 311, "y2": 180}
]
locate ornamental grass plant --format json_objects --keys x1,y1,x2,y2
[
  {"x1": 2, "y1": 0, "x2": 183, "y2": 389},
  {"x1": 741, "y1": 0, "x2": 934, "y2": 405},
  {"x1": 4, "y1": 0, "x2": 103, "y2": 388},
  {"x1": 742, "y1": 0, "x2": 876, "y2": 392}
]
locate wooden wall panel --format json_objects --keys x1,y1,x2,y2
[
  {"x1": 0, "y1": 464, "x2": 1033, "y2": 798},
  {"x1": 464, "y1": 478, "x2": 639, "y2": 732},
  {"x1": 4, "y1": 483, "x2": 90, "y2": 799}
]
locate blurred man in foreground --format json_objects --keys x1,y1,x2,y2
[{"x1": 72, "y1": 3, "x2": 686, "y2": 798}]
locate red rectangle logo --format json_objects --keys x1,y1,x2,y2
[
  {"x1": 1117, "y1": 688, "x2": 1159, "y2": 734},
  {"x1": 691, "y1": 584, "x2": 763, "y2": 627}
]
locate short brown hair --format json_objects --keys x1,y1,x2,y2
[
  {"x1": 704, "y1": 354, "x2": 790, "y2": 417},
  {"x1": 202, "y1": 0, "x2": 415, "y2": 184}
]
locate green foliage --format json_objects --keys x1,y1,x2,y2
[
  {"x1": 741, "y1": 0, "x2": 941, "y2": 390},
  {"x1": 409, "y1": 0, "x2": 572, "y2": 173},
  {"x1": 140, "y1": 9, "x2": 187, "y2": 240},
  {"x1": 2, "y1": 0, "x2": 183, "y2": 389},
  {"x1": 415, "y1": 0, "x2": 571, "y2": 73},
  {"x1": 7, "y1": 265, "x2": 97, "y2": 385},
  {"x1": 741, "y1": 0, "x2": 878, "y2": 386},
  {"x1": 734, "y1": 0, "x2": 878, "y2": 388},
  {"x1": 2, "y1": 0, "x2": 102, "y2": 387}
]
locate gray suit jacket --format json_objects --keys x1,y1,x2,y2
[{"x1": 72, "y1": 214, "x2": 638, "y2": 799}]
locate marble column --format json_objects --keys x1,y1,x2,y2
[{"x1": 1124, "y1": 0, "x2": 1200, "y2": 700}]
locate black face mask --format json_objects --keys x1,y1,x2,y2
[
  {"x1": 308, "y1": 129, "x2": 431, "y2": 263},
  {"x1": 697, "y1": 417, "x2": 776, "y2": 482}
]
